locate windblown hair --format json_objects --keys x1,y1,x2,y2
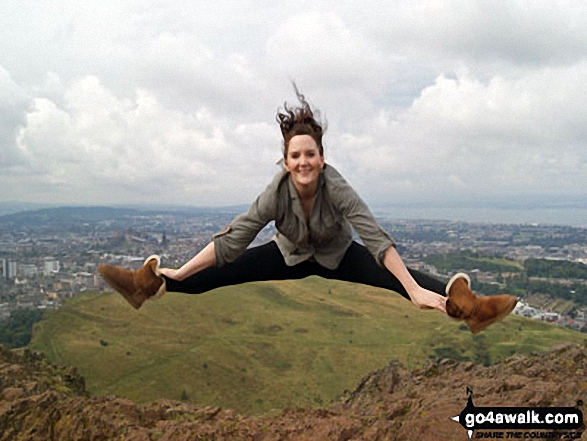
[{"x1": 276, "y1": 83, "x2": 326, "y2": 158}]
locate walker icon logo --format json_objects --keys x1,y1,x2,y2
[{"x1": 450, "y1": 387, "x2": 584, "y2": 440}]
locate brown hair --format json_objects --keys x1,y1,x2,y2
[{"x1": 276, "y1": 83, "x2": 326, "y2": 158}]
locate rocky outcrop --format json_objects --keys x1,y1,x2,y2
[{"x1": 1, "y1": 343, "x2": 586, "y2": 440}]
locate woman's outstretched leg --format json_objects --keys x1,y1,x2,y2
[
  {"x1": 316, "y1": 241, "x2": 446, "y2": 301},
  {"x1": 100, "y1": 241, "x2": 317, "y2": 307},
  {"x1": 322, "y1": 242, "x2": 517, "y2": 333},
  {"x1": 165, "y1": 241, "x2": 315, "y2": 294}
]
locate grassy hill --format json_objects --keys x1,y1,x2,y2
[{"x1": 30, "y1": 277, "x2": 586, "y2": 415}]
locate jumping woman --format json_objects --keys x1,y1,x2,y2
[{"x1": 98, "y1": 86, "x2": 517, "y2": 334}]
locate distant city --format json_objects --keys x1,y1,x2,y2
[{"x1": 1, "y1": 205, "x2": 586, "y2": 331}]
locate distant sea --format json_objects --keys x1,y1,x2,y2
[
  {"x1": 373, "y1": 204, "x2": 587, "y2": 228},
  {"x1": 1, "y1": 200, "x2": 586, "y2": 228}
]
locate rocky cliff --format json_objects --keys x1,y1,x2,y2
[{"x1": 1, "y1": 343, "x2": 586, "y2": 440}]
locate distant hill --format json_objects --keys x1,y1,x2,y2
[
  {"x1": 0, "y1": 206, "x2": 142, "y2": 227},
  {"x1": 0, "y1": 201, "x2": 58, "y2": 217},
  {"x1": 0, "y1": 204, "x2": 249, "y2": 229},
  {"x1": 29, "y1": 278, "x2": 586, "y2": 415}
]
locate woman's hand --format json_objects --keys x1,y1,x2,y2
[
  {"x1": 408, "y1": 286, "x2": 447, "y2": 313},
  {"x1": 157, "y1": 242, "x2": 216, "y2": 282},
  {"x1": 382, "y1": 246, "x2": 447, "y2": 314},
  {"x1": 158, "y1": 267, "x2": 181, "y2": 280}
]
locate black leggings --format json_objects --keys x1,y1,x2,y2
[{"x1": 164, "y1": 241, "x2": 446, "y2": 300}]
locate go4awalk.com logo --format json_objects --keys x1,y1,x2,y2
[{"x1": 451, "y1": 388, "x2": 584, "y2": 440}]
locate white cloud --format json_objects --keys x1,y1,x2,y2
[
  {"x1": 1, "y1": 0, "x2": 587, "y2": 214},
  {"x1": 335, "y1": 65, "x2": 587, "y2": 203},
  {"x1": 12, "y1": 75, "x2": 279, "y2": 204},
  {"x1": 266, "y1": 11, "x2": 389, "y2": 87},
  {"x1": 0, "y1": 67, "x2": 30, "y2": 169},
  {"x1": 358, "y1": 0, "x2": 587, "y2": 66}
]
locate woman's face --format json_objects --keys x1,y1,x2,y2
[{"x1": 284, "y1": 134, "x2": 325, "y2": 192}]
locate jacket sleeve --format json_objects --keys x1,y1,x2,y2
[
  {"x1": 325, "y1": 166, "x2": 396, "y2": 265},
  {"x1": 212, "y1": 175, "x2": 280, "y2": 266}
]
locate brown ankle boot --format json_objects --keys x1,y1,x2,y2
[
  {"x1": 445, "y1": 273, "x2": 518, "y2": 334},
  {"x1": 98, "y1": 255, "x2": 165, "y2": 309}
]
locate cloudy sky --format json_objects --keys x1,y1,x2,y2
[{"x1": 1, "y1": 1, "x2": 587, "y2": 213}]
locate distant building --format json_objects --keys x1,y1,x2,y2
[
  {"x1": 0, "y1": 258, "x2": 6, "y2": 279},
  {"x1": 513, "y1": 301, "x2": 539, "y2": 318},
  {"x1": 20, "y1": 264, "x2": 38, "y2": 278},
  {"x1": 77, "y1": 272, "x2": 95, "y2": 290},
  {"x1": 0, "y1": 303, "x2": 10, "y2": 321},
  {"x1": 44, "y1": 257, "x2": 60, "y2": 275},
  {"x1": 8, "y1": 260, "x2": 18, "y2": 279}
]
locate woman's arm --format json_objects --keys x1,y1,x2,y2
[
  {"x1": 159, "y1": 242, "x2": 216, "y2": 281},
  {"x1": 382, "y1": 246, "x2": 447, "y2": 313},
  {"x1": 325, "y1": 166, "x2": 446, "y2": 313},
  {"x1": 159, "y1": 172, "x2": 283, "y2": 281}
]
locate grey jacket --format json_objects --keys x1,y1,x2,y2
[{"x1": 212, "y1": 164, "x2": 395, "y2": 269}]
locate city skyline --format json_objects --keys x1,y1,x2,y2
[{"x1": 2, "y1": 206, "x2": 586, "y2": 332}]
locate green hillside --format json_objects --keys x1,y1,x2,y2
[{"x1": 30, "y1": 277, "x2": 586, "y2": 415}]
